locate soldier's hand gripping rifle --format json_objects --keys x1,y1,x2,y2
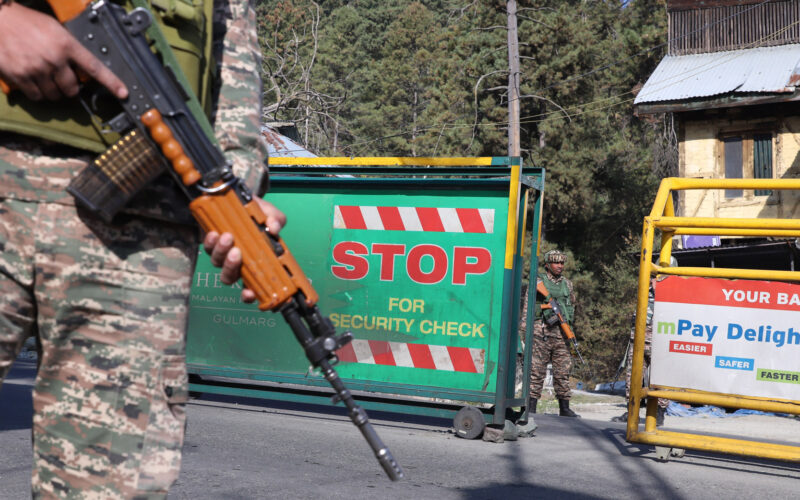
[
  {"x1": 0, "y1": 0, "x2": 403, "y2": 481},
  {"x1": 536, "y1": 280, "x2": 587, "y2": 367}
]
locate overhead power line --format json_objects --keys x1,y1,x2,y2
[{"x1": 267, "y1": 0, "x2": 790, "y2": 157}]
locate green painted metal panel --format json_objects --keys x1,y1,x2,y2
[
  {"x1": 189, "y1": 185, "x2": 506, "y2": 391},
  {"x1": 188, "y1": 383, "x2": 479, "y2": 421},
  {"x1": 324, "y1": 189, "x2": 506, "y2": 392},
  {"x1": 187, "y1": 165, "x2": 543, "y2": 420}
]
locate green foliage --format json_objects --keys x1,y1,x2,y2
[
  {"x1": 256, "y1": 0, "x2": 673, "y2": 381},
  {"x1": 571, "y1": 236, "x2": 643, "y2": 382}
]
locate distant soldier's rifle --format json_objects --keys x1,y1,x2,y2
[{"x1": 536, "y1": 279, "x2": 587, "y2": 367}]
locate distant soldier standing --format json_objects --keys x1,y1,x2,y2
[
  {"x1": 613, "y1": 261, "x2": 674, "y2": 426},
  {"x1": 528, "y1": 250, "x2": 579, "y2": 417}
]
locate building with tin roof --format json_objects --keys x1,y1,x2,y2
[{"x1": 635, "y1": 0, "x2": 800, "y2": 254}]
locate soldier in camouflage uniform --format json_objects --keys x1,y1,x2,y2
[
  {"x1": 612, "y1": 274, "x2": 670, "y2": 426},
  {"x1": 528, "y1": 250, "x2": 580, "y2": 418},
  {"x1": 0, "y1": 1, "x2": 281, "y2": 498}
]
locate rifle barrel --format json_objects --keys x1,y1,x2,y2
[{"x1": 281, "y1": 300, "x2": 404, "y2": 481}]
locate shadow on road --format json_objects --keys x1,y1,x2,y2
[
  {"x1": 490, "y1": 415, "x2": 684, "y2": 499},
  {"x1": 667, "y1": 448, "x2": 800, "y2": 479},
  {"x1": 454, "y1": 413, "x2": 800, "y2": 499},
  {"x1": 189, "y1": 391, "x2": 454, "y2": 431},
  {"x1": 460, "y1": 482, "x2": 606, "y2": 499},
  {"x1": 602, "y1": 421, "x2": 800, "y2": 478}
]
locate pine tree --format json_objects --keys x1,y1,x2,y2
[{"x1": 256, "y1": 0, "x2": 673, "y2": 379}]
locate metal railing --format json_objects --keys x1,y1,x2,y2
[{"x1": 629, "y1": 177, "x2": 800, "y2": 462}]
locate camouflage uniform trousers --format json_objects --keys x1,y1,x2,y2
[
  {"x1": 529, "y1": 320, "x2": 572, "y2": 400},
  {"x1": 0, "y1": 196, "x2": 198, "y2": 499},
  {"x1": 625, "y1": 323, "x2": 668, "y2": 409}
]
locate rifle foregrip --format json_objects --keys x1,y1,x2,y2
[
  {"x1": 560, "y1": 322, "x2": 576, "y2": 340},
  {"x1": 189, "y1": 189, "x2": 318, "y2": 310},
  {"x1": 141, "y1": 109, "x2": 202, "y2": 186}
]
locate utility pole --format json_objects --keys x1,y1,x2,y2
[{"x1": 507, "y1": 0, "x2": 521, "y2": 157}]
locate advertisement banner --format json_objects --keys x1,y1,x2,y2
[{"x1": 651, "y1": 276, "x2": 800, "y2": 401}]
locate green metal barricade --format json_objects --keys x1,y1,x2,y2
[{"x1": 187, "y1": 157, "x2": 543, "y2": 431}]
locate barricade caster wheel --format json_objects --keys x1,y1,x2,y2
[
  {"x1": 670, "y1": 448, "x2": 685, "y2": 458},
  {"x1": 454, "y1": 405, "x2": 485, "y2": 439}
]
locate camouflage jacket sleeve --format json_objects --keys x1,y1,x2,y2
[
  {"x1": 566, "y1": 278, "x2": 576, "y2": 306},
  {"x1": 212, "y1": 0, "x2": 268, "y2": 194}
]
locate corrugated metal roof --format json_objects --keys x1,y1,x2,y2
[
  {"x1": 261, "y1": 126, "x2": 316, "y2": 158},
  {"x1": 634, "y1": 44, "x2": 800, "y2": 105}
]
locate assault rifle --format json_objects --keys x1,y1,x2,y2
[
  {"x1": 536, "y1": 279, "x2": 587, "y2": 367},
  {"x1": 1, "y1": 0, "x2": 403, "y2": 481}
]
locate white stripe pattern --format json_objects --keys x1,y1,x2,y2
[
  {"x1": 478, "y1": 208, "x2": 495, "y2": 233},
  {"x1": 351, "y1": 339, "x2": 375, "y2": 364},
  {"x1": 333, "y1": 206, "x2": 345, "y2": 229},
  {"x1": 439, "y1": 207, "x2": 462, "y2": 232},
  {"x1": 360, "y1": 206, "x2": 384, "y2": 230},
  {"x1": 428, "y1": 344, "x2": 455, "y2": 371},
  {"x1": 389, "y1": 341, "x2": 414, "y2": 368},
  {"x1": 342, "y1": 339, "x2": 485, "y2": 373},
  {"x1": 397, "y1": 206, "x2": 423, "y2": 231},
  {"x1": 469, "y1": 348, "x2": 484, "y2": 370},
  {"x1": 333, "y1": 205, "x2": 495, "y2": 233}
]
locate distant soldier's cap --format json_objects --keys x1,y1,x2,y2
[
  {"x1": 653, "y1": 256, "x2": 679, "y2": 267},
  {"x1": 544, "y1": 250, "x2": 566, "y2": 263}
]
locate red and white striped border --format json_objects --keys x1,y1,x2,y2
[
  {"x1": 334, "y1": 206, "x2": 494, "y2": 233},
  {"x1": 335, "y1": 339, "x2": 484, "y2": 374}
]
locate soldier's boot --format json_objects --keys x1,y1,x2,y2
[
  {"x1": 656, "y1": 406, "x2": 666, "y2": 427},
  {"x1": 529, "y1": 397, "x2": 538, "y2": 414},
  {"x1": 558, "y1": 399, "x2": 580, "y2": 418}
]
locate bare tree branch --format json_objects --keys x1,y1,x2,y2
[
  {"x1": 259, "y1": 0, "x2": 349, "y2": 153},
  {"x1": 519, "y1": 94, "x2": 572, "y2": 122},
  {"x1": 447, "y1": 0, "x2": 479, "y2": 24},
  {"x1": 517, "y1": 15, "x2": 555, "y2": 29},
  {"x1": 470, "y1": 69, "x2": 507, "y2": 149},
  {"x1": 471, "y1": 25, "x2": 507, "y2": 32}
]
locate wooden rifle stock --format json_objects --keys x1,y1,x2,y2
[
  {"x1": 536, "y1": 280, "x2": 576, "y2": 340},
  {"x1": 140, "y1": 106, "x2": 317, "y2": 311}
]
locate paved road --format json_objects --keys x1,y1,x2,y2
[{"x1": 2, "y1": 361, "x2": 799, "y2": 499}]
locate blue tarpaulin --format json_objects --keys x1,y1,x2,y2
[{"x1": 666, "y1": 401, "x2": 792, "y2": 418}]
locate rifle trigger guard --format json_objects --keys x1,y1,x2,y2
[{"x1": 197, "y1": 177, "x2": 237, "y2": 194}]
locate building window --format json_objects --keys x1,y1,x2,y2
[
  {"x1": 721, "y1": 132, "x2": 773, "y2": 199},
  {"x1": 753, "y1": 134, "x2": 773, "y2": 196},
  {"x1": 723, "y1": 137, "x2": 742, "y2": 198}
]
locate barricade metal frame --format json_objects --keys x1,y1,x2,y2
[
  {"x1": 629, "y1": 177, "x2": 800, "y2": 462},
  {"x1": 189, "y1": 156, "x2": 542, "y2": 428}
]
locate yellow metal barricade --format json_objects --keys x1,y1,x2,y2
[{"x1": 629, "y1": 177, "x2": 800, "y2": 462}]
